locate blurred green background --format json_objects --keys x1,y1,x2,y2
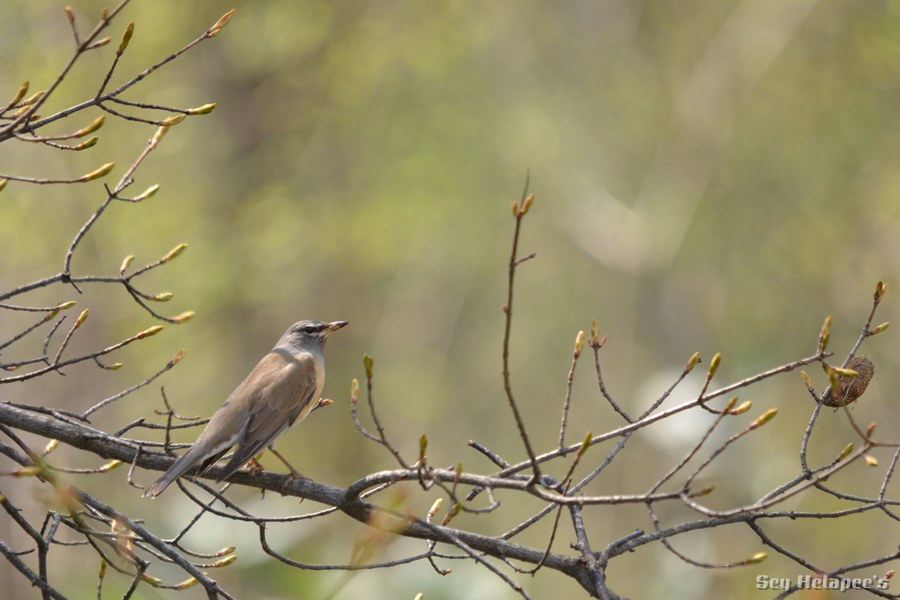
[{"x1": 2, "y1": 0, "x2": 900, "y2": 598}]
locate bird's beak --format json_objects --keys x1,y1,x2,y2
[{"x1": 324, "y1": 320, "x2": 349, "y2": 334}]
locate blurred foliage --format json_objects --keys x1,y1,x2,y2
[{"x1": 1, "y1": 0, "x2": 900, "y2": 598}]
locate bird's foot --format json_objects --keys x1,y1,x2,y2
[{"x1": 280, "y1": 467, "x2": 307, "y2": 495}]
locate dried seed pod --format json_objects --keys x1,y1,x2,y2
[{"x1": 822, "y1": 356, "x2": 875, "y2": 407}]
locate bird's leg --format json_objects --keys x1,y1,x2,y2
[
  {"x1": 247, "y1": 456, "x2": 266, "y2": 474},
  {"x1": 268, "y1": 447, "x2": 306, "y2": 494}
]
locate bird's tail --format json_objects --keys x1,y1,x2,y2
[{"x1": 143, "y1": 447, "x2": 206, "y2": 498}]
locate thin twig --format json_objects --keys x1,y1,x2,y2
[{"x1": 501, "y1": 174, "x2": 542, "y2": 482}]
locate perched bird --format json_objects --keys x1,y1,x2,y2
[
  {"x1": 144, "y1": 319, "x2": 348, "y2": 497},
  {"x1": 822, "y1": 355, "x2": 875, "y2": 408}
]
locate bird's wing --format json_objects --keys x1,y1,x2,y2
[{"x1": 217, "y1": 349, "x2": 320, "y2": 478}]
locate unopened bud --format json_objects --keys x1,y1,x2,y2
[
  {"x1": 800, "y1": 370, "x2": 813, "y2": 391},
  {"x1": 136, "y1": 325, "x2": 164, "y2": 339},
  {"x1": 833, "y1": 366, "x2": 859, "y2": 378},
  {"x1": 696, "y1": 485, "x2": 715, "y2": 496},
  {"x1": 98, "y1": 460, "x2": 122, "y2": 472},
  {"x1": 86, "y1": 37, "x2": 110, "y2": 50},
  {"x1": 824, "y1": 365, "x2": 841, "y2": 398},
  {"x1": 707, "y1": 353, "x2": 721, "y2": 379},
  {"x1": 212, "y1": 555, "x2": 238, "y2": 568},
  {"x1": 836, "y1": 443, "x2": 854, "y2": 461},
  {"x1": 9, "y1": 81, "x2": 29, "y2": 107},
  {"x1": 170, "y1": 349, "x2": 186, "y2": 365},
  {"x1": 118, "y1": 22, "x2": 134, "y2": 52},
  {"x1": 209, "y1": 9, "x2": 236, "y2": 37},
  {"x1": 76, "y1": 115, "x2": 105, "y2": 137},
  {"x1": 23, "y1": 90, "x2": 45, "y2": 106},
  {"x1": 746, "y1": 552, "x2": 768, "y2": 564},
  {"x1": 577, "y1": 431, "x2": 592, "y2": 457},
  {"x1": 161, "y1": 243, "x2": 188, "y2": 263},
  {"x1": 74, "y1": 308, "x2": 89, "y2": 328},
  {"x1": 729, "y1": 400, "x2": 752, "y2": 415},
  {"x1": 442, "y1": 502, "x2": 461, "y2": 526},
  {"x1": 172, "y1": 311, "x2": 195, "y2": 323},
  {"x1": 72, "y1": 136, "x2": 98, "y2": 151},
  {"x1": 820, "y1": 314, "x2": 832, "y2": 350},
  {"x1": 187, "y1": 103, "x2": 216, "y2": 115},
  {"x1": 685, "y1": 352, "x2": 700, "y2": 372},
  {"x1": 520, "y1": 193, "x2": 534, "y2": 215},
  {"x1": 749, "y1": 408, "x2": 778, "y2": 429},
  {"x1": 133, "y1": 184, "x2": 159, "y2": 202},
  {"x1": 150, "y1": 125, "x2": 169, "y2": 146},
  {"x1": 79, "y1": 162, "x2": 115, "y2": 182},
  {"x1": 172, "y1": 578, "x2": 198, "y2": 590},
  {"x1": 428, "y1": 498, "x2": 443, "y2": 519},
  {"x1": 161, "y1": 114, "x2": 186, "y2": 127}
]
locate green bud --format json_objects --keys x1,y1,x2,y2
[
  {"x1": 73, "y1": 136, "x2": 98, "y2": 151},
  {"x1": 749, "y1": 408, "x2": 778, "y2": 429},
  {"x1": 79, "y1": 162, "x2": 115, "y2": 182},
  {"x1": 685, "y1": 351, "x2": 700, "y2": 372},
  {"x1": 118, "y1": 22, "x2": 134, "y2": 52},
  {"x1": 161, "y1": 242, "x2": 188, "y2": 263},
  {"x1": 9, "y1": 80, "x2": 28, "y2": 107},
  {"x1": 836, "y1": 443, "x2": 853, "y2": 461},
  {"x1": 134, "y1": 184, "x2": 159, "y2": 201},
  {"x1": 208, "y1": 9, "x2": 236, "y2": 37},
  {"x1": 76, "y1": 115, "x2": 105, "y2": 137},
  {"x1": 172, "y1": 311, "x2": 195, "y2": 323},
  {"x1": 707, "y1": 353, "x2": 721, "y2": 379},
  {"x1": 187, "y1": 103, "x2": 216, "y2": 115},
  {"x1": 136, "y1": 325, "x2": 164, "y2": 339},
  {"x1": 161, "y1": 114, "x2": 186, "y2": 126}
]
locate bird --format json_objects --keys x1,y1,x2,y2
[
  {"x1": 143, "y1": 319, "x2": 348, "y2": 497},
  {"x1": 821, "y1": 355, "x2": 874, "y2": 408}
]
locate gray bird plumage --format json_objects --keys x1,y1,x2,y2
[{"x1": 143, "y1": 319, "x2": 347, "y2": 497}]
